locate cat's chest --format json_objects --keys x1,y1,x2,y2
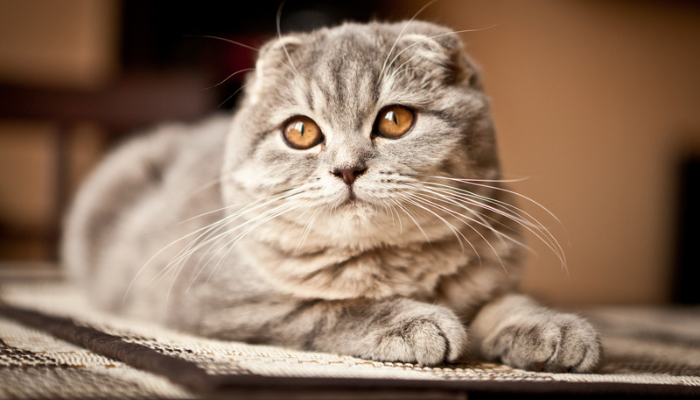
[{"x1": 239, "y1": 238, "x2": 472, "y2": 300}]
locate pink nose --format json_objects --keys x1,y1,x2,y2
[{"x1": 332, "y1": 167, "x2": 367, "y2": 185}]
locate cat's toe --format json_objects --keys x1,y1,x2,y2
[
  {"x1": 484, "y1": 313, "x2": 601, "y2": 373},
  {"x1": 372, "y1": 310, "x2": 467, "y2": 366},
  {"x1": 547, "y1": 314, "x2": 601, "y2": 373}
]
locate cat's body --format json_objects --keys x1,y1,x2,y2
[{"x1": 63, "y1": 21, "x2": 601, "y2": 371}]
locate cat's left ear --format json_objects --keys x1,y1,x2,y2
[{"x1": 398, "y1": 32, "x2": 483, "y2": 90}]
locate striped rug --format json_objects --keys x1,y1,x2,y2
[{"x1": 1, "y1": 272, "x2": 699, "y2": 399}]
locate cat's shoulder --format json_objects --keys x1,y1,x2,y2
[
  {"x1": 115, "y1": 113, "x2": 231, "y2": 157},
  {"x1": 72, "y1": 114, "x2": 230, "y2": 208}
]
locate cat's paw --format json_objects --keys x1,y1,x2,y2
[
  {"x1": 368, "y1": 307, "x2": 467, "y2": 366},
  {"x1": 482, "y1": 312, "x2": 601, "y2": 373}
]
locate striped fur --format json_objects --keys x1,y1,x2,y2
[{"x1": 62, "y1": 21, "x2": 600, "y2": 371}]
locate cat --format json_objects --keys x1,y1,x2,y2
[{"x1": 62, "y1": 20, "x2": 601, "y2": 372}]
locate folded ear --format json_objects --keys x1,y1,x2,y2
[
  {"x1": 256, "y1": 35, "x2": 304, "y2": 73},
  {"x1": 394, "y1": 30, "x2": 482, "y2": 90},
  {"x1": 247, "y1": 35, "x2": 305, "y2": 104}
]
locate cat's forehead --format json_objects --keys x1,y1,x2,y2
[
  {"x1": 309, "y1": 21, "x2": 450, "y2": 49},
  {"x1": 295, "y1": 23, "x2": 449, "y2": 113},
  {"x1": 300, "y1": 25, "x2": 386, "y2": 79},
  {"x1": 303, "y1": 26, "x2": 386, "y2": 115},
  {"x1": 268, "y1": 21, "x2": 453, "y2": 77},
  {"x1": 302, "y1": 22, "x2": 420, "y2": 67},
  {"x1": 248, "y1": 21, "x2": 461, "y2": 127}
]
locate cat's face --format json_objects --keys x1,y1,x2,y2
[{"x1": 222, "y1": 21, "x2": 501, "y2": 249}]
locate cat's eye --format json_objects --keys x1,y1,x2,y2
[
  {"x1": 375, "y1": 105, "x2": 415, "y2": 139},
  {"x1": 283, "y1": 116, "x2": 324, "y2": 150}
]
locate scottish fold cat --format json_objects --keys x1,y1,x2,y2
[{"x1": 63, "y1": 20, "x2": 601, "y2": 372}]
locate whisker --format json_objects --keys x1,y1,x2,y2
[
  {"x1": 410, "y1": 176, "x2": 557, "y2": 234},
  {"x1": 179, "y1": 186, "x2": 300, "y2": 224},
  {"x1": 147, "y1": 216, "x2": 232, "y2": 293},
  {"x1": 166, "y1": 195, "x2": 301, "y2": 274},
  {"x1": 416, "y1": 174, "x2": 562, "y2": 224},
  {"x1": 381, "y1": 26, "x2": 497, "y2": 87},
  {"x1": 218, "y1": 81, "x2": 253, "y2": 108},
  {"x1": 293, "y1": 202, "x2": 320, "y2": 255},
  {"x1": 418, "y1": 181, "x2": 535, "y2": 232},
  {"x1": 182, "y1": 187, "x2": 313, "y2": 286},
  {"x1": 184, "y1": 199, "x2": 303, "y2": 293},
  {"x1": 414, "y1": 183, "x2": 525, "y2": 235},
  {"x1": 184, "y1": 34, "x2": 260, "y2": 52},
  {"x1": 409, "y1": 186, "x2": 521, "y2": 249},
  {"x1": 203, "y1": 202, "x2": 302, "y2": 283},
  {"x1": 396, "y1": 192, "x2": 471, "y2": 255},
  {"x1": 387, "y1": 55, "x2": 427, "y2": 84},
  {"x1": 409, "y1": 173, "x2": 529, "y2": 184},
  {"x1": 276, "y1": 1, "x2": 301, "y2": 79},
  {"x1": 384, "y1": 198, "x2": 403, "y2": 233},
  {"x1": 204, "y1": 68, "x2": 256, "y2": 90},
  {"x1": 391, "y1": 67, "x2": 436, "y2": 83},
  {"x1": 124, "y1": 186, "x2": 305, "y2": 302},
  {"x1": 425, "y1": 182, "x2": 562, "y2": 259},
  {"x1": 378, "y1": 0, "x2": 440, "y2": 87},
  {"x1": 408, "y1": 176, "x2": 567, "y2": 269},
  {"x1": 389, "y1": 197, "x2": 431, "y2": 244},
  {"x1": 403, "y1": 191, "x2": 506, "y2": 269},
  {"x1": 377, "y1": 198, "x2": 403, "y2": 234},
  {"x1": 408, "y1": 186, "x2": 543, "y2": 270}
]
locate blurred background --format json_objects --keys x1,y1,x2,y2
[{"x1": 0, "y1": 0, "x2": 697, "y2": 306}]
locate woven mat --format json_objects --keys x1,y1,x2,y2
[{"x1": 1, "y1": 273, "x2": 700, "y2": 399}]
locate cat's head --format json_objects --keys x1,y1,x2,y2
[{"x1": 222, "y1": 21, "x2": 502, "y2": 250}]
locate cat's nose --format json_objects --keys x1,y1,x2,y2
[{"x1": 331, "y1": 166, "x2": 367, "y2": 185}]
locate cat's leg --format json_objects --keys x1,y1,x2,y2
[
  {"x1": 469, "y1": 294, "x2": 601, "y2": 372},
  {"x1": 198, "y1": 296, "x2": 467, "y2": 366}
]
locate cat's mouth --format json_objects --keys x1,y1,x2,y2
[
  {"x1": 332, "y1": 185, "x2": 375, "y2": 209},
  {"x1": 342, "y1": 190, "x2": 359, "y2": 205},
  {"x1": 339, "y1": 186, "x2": 365, "y2": 207}
]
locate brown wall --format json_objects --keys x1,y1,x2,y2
[
  {"x1": 0, "y1": 0, "x2": 119, "y2": 260},
  {"x1": 2, "y1": 1, "x2": 699, "y2": 305},
  {"x1": 409, "y1": 0, "x2": 700, "y2": 304},
  {"x1": 0, "y1": 0, "x2": 120, "y2": 89}
]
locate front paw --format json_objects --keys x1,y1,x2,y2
[
  {"x1": 482, "y1": 312, "x2": 601, "y2": 373},
  {"x1": 367, "y1": 306, "x2": 467, "y2": 366}
]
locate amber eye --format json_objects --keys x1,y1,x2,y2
[
  {"x1": 282, "y1": 116, "x2": 324, "y2": 149},
  {"x1": 375, "y1": 105, "x2": 415, "y2": 139}
]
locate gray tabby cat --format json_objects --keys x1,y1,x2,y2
[{"x1": 62, "y1": 20, "x2": 601, "y2": 372}]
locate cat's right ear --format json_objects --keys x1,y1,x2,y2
[
  {"x1": 247, "y1": 35, "x2": 304, "y2": 105},
  {"x1": 257, "y1": 35, "x2": 304, "y2": 72}
]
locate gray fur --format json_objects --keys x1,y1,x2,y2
[{"x1": 62, "y1": 21, "x2": 601, "y2": 371}]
